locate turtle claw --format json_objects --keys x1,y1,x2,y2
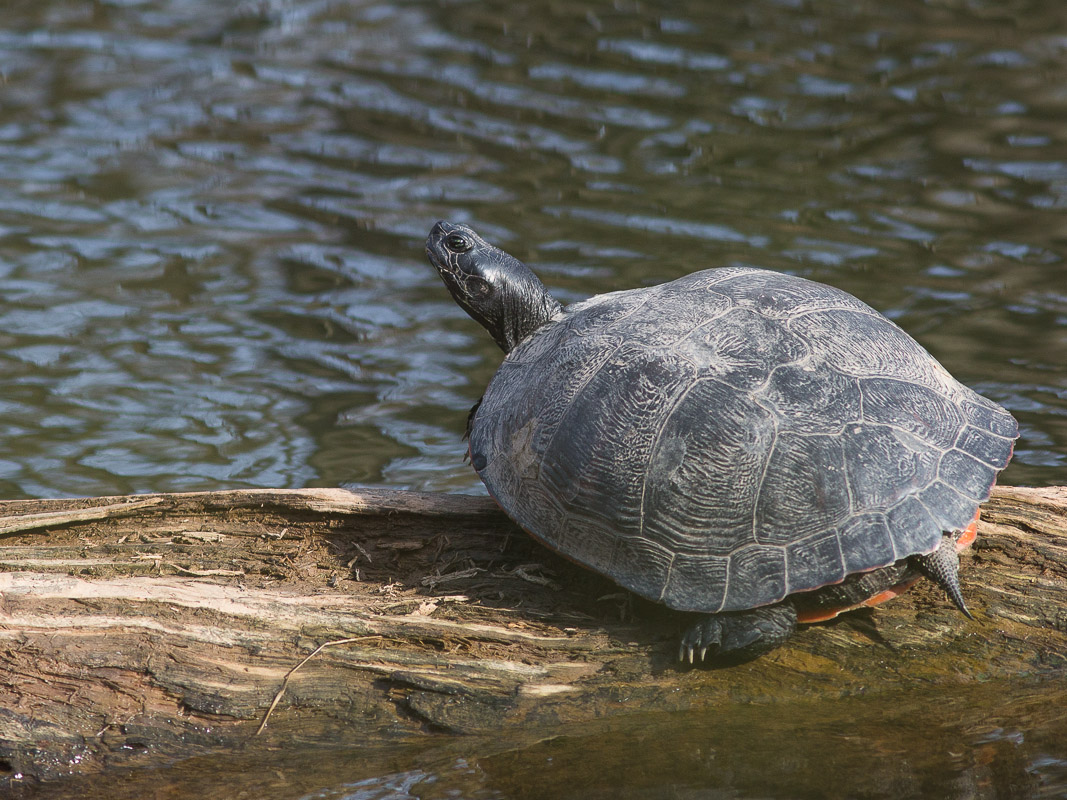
[
  {"x1": 678, "y1": 604, "x2": 797, "y2": 666},
  {"x1": 679, "y1": 645, "x2": 711, "y2": 664},
  {"x1": 680, "y1": 617, "x2": 722, "y2": 664}
]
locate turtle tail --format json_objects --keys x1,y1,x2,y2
[{"x1": 911, "y1": 534, "x2": 973, "y2": 620}]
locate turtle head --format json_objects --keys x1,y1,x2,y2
[{"x1": 426, "y1": 221, "x2": 562, "y2": 354}]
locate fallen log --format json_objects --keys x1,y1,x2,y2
[{"x1": 1, "y1": 485, "x2": 1065, "y2": 791}]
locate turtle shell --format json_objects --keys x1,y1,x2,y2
[{"x1": 468, "y1": 266, "x2": 1018, "y2": 614}]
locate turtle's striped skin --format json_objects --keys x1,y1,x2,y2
[{"x1": 426, "y1": 222, "x2": 1018, "y2": 664}]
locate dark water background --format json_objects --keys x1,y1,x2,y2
[{"x1": 3, "y1": 0, "x2": 1067, "y2": 797}]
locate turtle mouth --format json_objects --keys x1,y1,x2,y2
[
  {"x1": 425, "y1": 231, "x2": 480, "y2": 314},
  {"x1": 425, "y1": 221, "x2": 462, "y2": 278},
  {"x1": 425, "y1": 242, "x2": 462, "y2": 283}
]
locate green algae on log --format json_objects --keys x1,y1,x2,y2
[{"x1": 1, "y1": 485, "x2": 1066, "y2": 788}]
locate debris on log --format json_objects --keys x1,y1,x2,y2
[{"x1": 1, "y1": 485, "x2": 1065, "y2": 788}]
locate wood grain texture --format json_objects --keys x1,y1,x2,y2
[{"x1": 1, "y1": 485, "x2": 1065, "y2": 789}]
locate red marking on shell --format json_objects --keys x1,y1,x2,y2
[
  {"x1": 956, "y1": 511, "x2": 980, "y2": 551},
  {"x1": 795, "y1": 508, "x2": 982, "y2": 624},
  {"x1": 796, "y1": 577, "x2": 921, "y2": 624}
]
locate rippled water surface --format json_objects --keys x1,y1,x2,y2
[{"x1": 3, "y1": 0, "x2": 1067, "y2": 796}]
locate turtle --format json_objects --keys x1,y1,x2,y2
[{"x1": 425, "y1": 221, "x2": 1018, "y2": 664}]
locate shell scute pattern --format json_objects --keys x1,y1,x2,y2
[
  {"x1": 837, "y1": 514, "x2": 898, "y2": 574},
  {"x1": 885, "y1": 496, "x2": 943, "y2": 558},
  {"x1": 474, "y1": 267, "x2": 1017, "y2": 613},
  {"x1": 918, "y1": 480, "x2": 985, "y2": 531},
  {"x1": 643, "y1": 379, "x2": 772, "y2": 557},
  {"x1": 784, "y1": 529, "x2": 847, "y2": 596},
  {"x1": 560, "y1": 286, "x2": 656, "y2": 340},
  {"x1": 609, "y1": 533, "x2": 678, "y2": 604},
  {"x1": 938, "y1": 449, "x2": 999, "y2": 499},
  {"x1": 504, "y1": 290, "x2": 634, "y2": 367},
  {"x1": 711, "y1": 267, "x2": 875, "y2": 319},
  {"x1": 786, "y1": 307, "x2": 952, "y2": 387},
  {"x1": 755, "y1": 432, "x2": 851, "y2": 546},
  {"x1": 841, "y1": 426, "x2": 940, "y2": 511},
  {"x1": 762, "y1": 363, "x2": 862, "y2": 435},
  {"x1": 477, "y1": 324, "x2": 620, "y2": 470},
  {"x1": 958, "y1": 394, "x2": 1021, "y2": 442},
  {"x1": 675, "y1": 308, "x2": 810, "y2": 392},
  {"x1": 476, "y1": 343, "x2": 698, "y2": 571},
  {"x1": 724, "y1": 544, "x2": 787, "y2": 610},
  {"x1": 956, "y1": 425, "x2": 1014, "y2": 468},
  {"x1": 662, "y1": 552, "x2": 729, "y2": 610},
  {"x1": 535, "y1": 346, "x2": 696, "y2": 515},
  {"x1": 622, "y1": 284, "x2": 733, "y2": 351},
  {"x1": 858, "y1": 378, "x2": 965, "y2": 448}
]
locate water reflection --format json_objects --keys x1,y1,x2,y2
[
  {"x1": 2, "y1": 0, "x2": 1064, "y2": 497},
  {"x1": 2, "y1": 2, "x2": 1065, "y2": 499}
]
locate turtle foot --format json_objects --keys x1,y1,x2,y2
[
  {"x1": 679, "y1": 603, "x2": 798, "y2": 665},
  {"x1": 911, "y1": 534, "x2": 973, "y2": 620}
]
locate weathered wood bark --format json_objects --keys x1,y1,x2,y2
[{"x1": 1, "y1": 485, "x2": 1065, "y2": 790}]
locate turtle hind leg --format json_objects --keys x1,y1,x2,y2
[
  {"x1": 679, "y1": 603, "x2": 797, "y2": 666},
  {"x1": 910, "y1": 534, "x2": 974, "y2": 620}
]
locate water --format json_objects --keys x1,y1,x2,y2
[
  {"x1": 2, "y1": 0, "x2": 1067, "y2": 796},
  {"x1": 28, "y1": 680, "x2": 1067, "y2": 799}
]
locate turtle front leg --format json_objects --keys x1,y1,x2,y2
[{"x1": 679, "y1": 602, "x2": 798, "y2": 665}]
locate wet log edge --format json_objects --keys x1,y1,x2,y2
[{"x1": 0, "y1": 485, "x2": 1065, "y2": 786}]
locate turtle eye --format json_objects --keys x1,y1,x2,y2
[{"x1": 445, "y1": 233, "x2": 472, "y2": 253}]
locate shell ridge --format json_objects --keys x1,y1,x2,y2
[
  {"x1": 660, "y1": 553, "x2": 678, "y2": 604},
  {"x1": 566, "y1": 283, "x2": 661, "y2": 336},
  {"x1": 530, "y1": 337, "x2": 630, "y2": 490},
  {"x1": 912, "y1": 495, "x2": 956, "y2": 556},
  {"x1": 748, "y1": 395, "x2": 780, "y2": 575},
  {"x1": 783, "y1": 305, "x2": 891, "y2": 325},
  {"x1": 759, "y1": 362, "x2": 858, "y2": 437},
  {"x1": 638, "y1": 378, "x2": 702, "y2": 604}
]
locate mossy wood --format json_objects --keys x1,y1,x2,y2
[{"x1": 1, "y1": 486, "x2": 1065, "y2": 786}]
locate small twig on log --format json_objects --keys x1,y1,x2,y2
[
  {"x1": 164, "y1": 563, "x2": 245, "y2": 577},
  {"x1": 376, "y1": 540, "x2": 426, "y2": 551},
  {"x1": 421, "y1": 566, "x2": 484, "y2": 588},
  {"x1": 255, "y1": 636, "x2": 381, "y2": 735},
  {"x1": 506, "y1": 563, "x2": 561, "y2": 590},
  {"x1": 346, "y1": 541, "x2": 373, "y2": 567}
]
